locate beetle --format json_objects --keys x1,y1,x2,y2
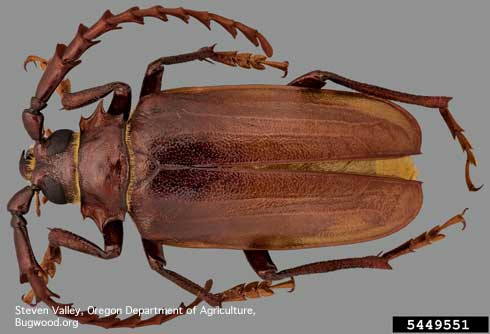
[{"x1": 7, "y1": 5, "x2": 481, "y2": 329}]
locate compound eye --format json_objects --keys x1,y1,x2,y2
[
  {"x1": 40, "y1": 176, "x2": 67, "y2": 204},
  {"x1": 45, "y1": 129, "x2": 73, "y2": 156}
]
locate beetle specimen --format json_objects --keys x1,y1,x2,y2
[{"x1": 8, "y1": 5, "x2": 481, "y2": 329}]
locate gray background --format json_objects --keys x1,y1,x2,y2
[{"x1": 1, "y1": 0, "x2": 489, "y2": 333}]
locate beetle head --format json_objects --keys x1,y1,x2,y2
[{"x1": 19, "y1": 129, "x2": 80, "y2": 204}]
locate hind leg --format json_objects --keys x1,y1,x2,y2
[
  {"x1": 288, "y1": 70, "x2": 480, "y2": 191},
  {"x1": 216, "y1": 210, "x2": 467, "y2": 302}
]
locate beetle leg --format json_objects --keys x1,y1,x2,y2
[
  {"x1": 140, "y1": 45, "x2": 288, "y2": 98},
  {"x1": 381, "y1": 209, "x2": 468, "y2": 261},
  {"x1": 244, "y1": 249, "x2": 278, "y2": 279},
  {"x1": 8, "y1": 188, "x2": 205, "y2": 328},
  {"x1": 25, "y1": 59, "x2": 132, "y2": 120},
  {"x1": 215, "y1": 278, "x2": 295, "y2": 303},
  {"x1": 244, "y1": 250, "x2": 391, "y2": 281},
  {"x1": 22, "y1": 220, "x2": 123, "y2": 305},
  {"x1": 24, "y1": 55, "x2": 71, "y2": 98},
  {"x1": 288, "y1": 70, "x2": 481, "y2": 192},
  {"x1": 8, "y1": 186, "x2": 60, "y2": 305},
  {"x1": 8, "y1": 186, "x2": 43, "y2": 284},
  {"x1": 142, "y1": 239, "x2": 222, "y2": 307},
  {"x1": 46, "y1": 220, "x2": 123, "y2": 260},
  {"x1": 21, "y1": 245, "x2": 61, "y2": 306},
  {"x1": 22, "y1": 6, "x2": 274, "y2": 139},
  {"x1": 216, "y1": 250, "x2": 295, "y2": 303},
  {"x1": 20, "y1": 230, "x2": 206, "y2": 329},
  {"x1": 60, "y1": 82, "x2": 132, "y2": 120},
  {"x1": 240, "y1": 211, "x2": 467, "y2": 283}
]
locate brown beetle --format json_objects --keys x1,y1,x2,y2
[{"x1": 8, "y1": 5, "x2": 481, "y2": 329}]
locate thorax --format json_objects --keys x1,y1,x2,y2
[{"x1": 76, "y1": 103, "x2": 130, "y2": 231}]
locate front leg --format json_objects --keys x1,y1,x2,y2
[
  {"x1": 8, "y1": 186, "x2": 60, "y2": 305},
  {"x1": 25, "y1": 56, "x2": 132, "y2": 119},
  {"x1": 22, "y1": 220, "x2": 123, "y2": 305},
  {"x1": 7, "y1": 188, "x2": 206, "y2": 328},
  {"x1": 140, "y1": 45, "x2": 288, "y2": 98},
  {"x1": 60, "y1": 82, "x2": 131, "y2": 120},
  {"x1": 48, "y1": 220, "x2": 123, "y2": 259}
]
